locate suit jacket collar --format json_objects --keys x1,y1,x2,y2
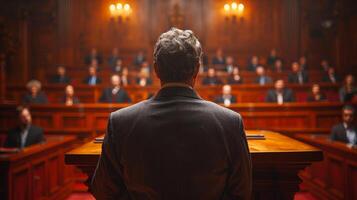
[{"x1": 154, "y1": 86, "x2": 202, "y2": 100}]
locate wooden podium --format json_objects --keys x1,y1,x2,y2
[{"x1": 65, "y1": 130, "x2": 322, "y2": 200}]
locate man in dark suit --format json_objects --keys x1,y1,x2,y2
[
  {"x1": 202, "y1": 68, "x2": 223, "y2": 85},
  {"x1": 4, "y1": 106, "x2": 44, "y2": 148},
  {"x1": 255, "y1": 66, "x2": 273, "y2": 85},
  {"x1": 214, "y1": 84, "x2": 237, "y2": 106},
  {"x1": 50, "y1": 65, "x2": 71, "y2": 84},
  {"x1": 91, "y1": 28, "x2": 252, "y2": 200},
  {"x1": 330, "y1": 105, "x2": 356, "y2": 146},
  {"x1": 84, "y1": 48, "x2": 102, "y2": 65},
  {"x1": 247, "y1": 55, "x2": 259, "y2": 71},
  {"x1": 83, "y1": 66, "x2": 102, "y2": 85},
  {"x1": 288, "y1": 62, "x2": 309, "y2": 84},
  {"x1": 99, "y1": 74, "x2": 131, "y2": 103},
  {"x1": 22, "y1": 80, "x2": 48, "y2": 104},
  {"x1": 322, "y1": 67, "x2": 340, "y2": 83},
  {"x1": 265, "y1": 79, "x2": 295, "y2": 104}
]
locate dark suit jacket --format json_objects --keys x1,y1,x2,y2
[
  {"x1": 306, "y1": 93, "x2": 327, "y2": 102},
  {"x1": 265, "y1": 89, "x2": 295, "y2": 103},
  {"x1": 247, "y1": 63, "x2": 258, "y2": 72},
  {"x1": 255, "y1": 76, "x2": 273, "y2": 85},
  {"x1": 227, "y1": 76, "x2": 243, "y2": 85},
  {"x1": 85, "y1": 55, "x2": 103, "y2": 64},
  {"x1": 22, "y1": 92, "x2": 48, "y2": 104},
  {"x1": 214, "y1": 95, "x2": 237, "y2": 104},
  {"x1": 61, "y1": 96, "x2": 80, "y2": 104},
  {"x1": 4, "y1": 125, "x2": 44, "y2": 148},
  {"x1": 91, "y1": 86, "x2": 252, "y2": 200},
  {"x1": 83, "y1": 76, "x2": 102, "y2": 85},
  {"x1": 288, "y1": 71, "x2": 309, "y2": 84},
  {"x1": 322, "y1": 74, "x2": 340, "y2": 83},
  {"x1": 99, "y1": 88, "x2": 131, "y2": 103},
  {"x1": 330, "y1": 123, "x2": 356, "y2": 145},
  {"x1": 212, "y1": 57, "x2": 226, "y2": 65},
  {"x1": 202, "y1": 76, "x2": 223, "y2": 85},
  {"x1": 50, "y1": 75, "x2": 71, "y2": 84}
]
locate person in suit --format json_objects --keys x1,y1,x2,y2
[
  {"x1": 202, "y1": 68, "x2": 223, "y2": 85},
  {"x1": 91, "y1": 28, "x2": 252, "y2": 200},
  {"x1": 50, "y1": 65, "x2": 71, "y2": 84},
  {"x1": 84, "y1": 48, "x2": 102, "y2": 65},
  {"x1": 339, "y1": 74, "x2": 357, "y2": 102},
  {"x1": 330, "y1": 105, "x2": 356, "y2": 146},
  {"x1": 247, "y1": 55, "x2": 259, "y2": 71},
  {"x1": 133, "y1": 50, "x2": 146, "y2": 68},
  {"x1": 265, "y1": 79, "x2": 295, "y2": 104},
  {"x1": 62, "y1": 85, "x2": 80, "y2": 106},
  {"x1": 214, "y1": 84, "x2": 237, "y2": 106},
  {"x1": 273, "y1": 59, "x2": 284, "y2": 73},
  {"x1": 307, "y1": 84, "x2": 327, "y2": 102},
  {"x1": 266, "y1": 48, "x2": 278, "y2": 67},
  {"x1": 255, "y1": 66, "x2": 273, "y2": 85},
  {"x1": 227, "y1": 66, "x2": 243, "y2": 84},
  {"x1": 136, "y1": 67, "x2": 153, "y2": 87},
  {"x1": 224, "y1": 56, "x2": 234, "y2": 73},
  {"x1": 4, "y1": 106, "x2": 44, "y2": 148},
  {"x1": 111, "y1": 58, "x2": 123, "y2": 73},
  {"x1": 288, "y1": 62, "x2": 309, "y2": 84},
  {"x1": 22, "y1": 80, "x2": 48, "y2": 104},
  {"x1": 108, "y1": 47, "x2": 121, "y2": 69},
  {"x1": 320, "y1": 59, "x2": 330, "y2": 72},
  {"x1": 99, "y1": 74, "x2": 131, "y2": 103},
  {"x1": 299, "y1": 56, "x2": 308, "y2": 70},
  {"x1": 322, "y1": 67, "x2": 340, "y2": 83},
  {"x1": 83, "y1": 66, "x2": 102, "y2": 85},
  {"x1": 120, "y1": 67, "x2": 131, "y2": 86},
  {"x1": 212, "y1": 48, "x2": 225, "y2": 65}
]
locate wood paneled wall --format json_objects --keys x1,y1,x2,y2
[{"x1": 0, "y1": 0, "x2": 356, "y2": 84}]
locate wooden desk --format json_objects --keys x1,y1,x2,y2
[
  {"x1": 65, "y1": 130, "x2": 323, "y2": 200},
  {"x1": 296, "y1": 134, "x2": 357, "y2": 200},
  {"x1": 0, "y1": 135, "x2": 77, "y2": 200}
]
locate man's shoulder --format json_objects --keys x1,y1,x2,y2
[
  {"x1": 331, "y1": 123, "x2": 344, "y2": 131},
  {"x1": 30, "y1": 125, "x2": 43, "y2": 133},
  {"x1": 200, "y1": 99, "x2": 242, "y2": 120},
  {"x1": 111, "y1": 100, "x2": 149, "y2": 118}
]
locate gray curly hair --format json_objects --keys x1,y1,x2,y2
[{"x1": 153, "y1": 27, "x2": 202, "y2": 83}]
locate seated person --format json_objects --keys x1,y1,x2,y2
[
  {"x1": 214, "y1": 84, "x2": 237, "y2": 106},
  {"x1": 265, "y1": 79, "x2": 295, "y2": 104},
  {"x1": 255, "y1": 66, "x2": 272, "y2": 85},
  {"x1": 212, "y1": 48, "x2": 225, "y2": 66},
  {"x1": 339, "y1": 74, "x2": 357, "y2": 102},
  {"x1": 22, "y1": 80, "x2": 48, "y2": 104},
  {"x1": 320, "y1": 59, "x2": 330, "y2": 72},
  {"x1": 307, "y1": 84, "x2": 327, "y2": 102},
  {"x1": 330, "y1": 105, "x2": 356, "y2": 146},
  {"x1": 299, "y1": 56, "x2": 308, "y2": 70},
  {"x1": 140, "y1": 61, "x2": 151, "y2": 73},
  {"x1": 4, "y1": 106, "x2": 44, "y2": 148},
  {"x1": 108, "y1": 47, "x2": 121, "y2": 69},
  {"x1": 120, "y1": 67, "x2": 131, "y2": 86},
  {"x1": 227, "y1": 67, "x2": 243, "y2": 84},
  {"x1": 322, "y1": 67, "x2": 340, "y2": 83},
  {"x1": 83, "y1": 66, "x2": 102, "y2": 85},
  {"x1": 266, "y1": 49, "x2": 278, "y2": 66},
  {"x1": 202, "y1": 68, "x2": 223, "y2": 85},
  {"x1": 89, "y1": 58, "x2": 100, "y2": 71},
  {"x1": 273, "y1": 59, "x2": 284, "y2": 73},
  {"x1": 62, "y1": 85, "x2": 80, "y2": 106},
  {"x1": 133, "y1": 50, "x2": 146, "y2": 68},
  {"x1": 288, "y1": 62, "x2": 309, "y2": 84},
  {"x1": 136, "y1": 68, "x2": 153, "y2": 87},
  {"x1": 99, "y1": 75, "x2": 131, "y2": 103},
  {"x1": 247, "y1": 55, "x2": 259, "y2": 71},
  {"x1": 84, "y1": 47, "x2": 102, "y2": 65},
  {"x1": 111, "y1": 58, "x2": 123, "y2": 73},
  {"x1": 50, "y1": 65, "x2": 71, "y2": 84},
  {"x1": 225, "y1": 56, "x2": 234, "y2": 73}
]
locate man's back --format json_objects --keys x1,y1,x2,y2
[{"x1": 92, "y1": 86, "x2": 251, "y2": 200}]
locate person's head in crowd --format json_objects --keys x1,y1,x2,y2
[
  {"x1": 321, "y1": 59, "x2": 329, "y2": 71},
  {"x1": 153, "y1": 28, "x2": 202, "y2": 86},
  {"x1": 139, "y1": 67, "x2": 150, "y2": 79},
  {"x1": 141, "y1": 61, "x2": 150, "y2": 73},
  {"x1": 17, "y1": 106, "x2": 32, "y2": 127},
  {"x1": 111, "y1": 74, "x2": 121, "y2": 88},
  {"x1": 311, "y1": 84, "x2": 321, "y2": 96},
  {"x1": 91, "y1": 48, "x2": 98, "y2": 56},
  {"x1": 342, "y1": 105, "x2": 355, "y2": 127},
  {"x1": 222, "y1": 84, "x2": 232, "y2": 96},
  {"x1": 251, "y1": 56, "x2": 259, "y2": 65},
  {"x1": 208, "y1": 68, "x2": 216, "y2": 78},
  {"x1": 90, "y1": 59, "x2": 99, "y2": 69},
  {"x1": 327, "y1": 67, "x2": 336, "y2": 75},
  {"x1": 57, "y1": 66, "x2": 66, "y2": 76},
  {"x1": 89, "y1": 66, "x2": 97, "y2": 76},
  {"x1": 274, "y1": 59, "x2": 283, "y2": 71},
  {"x1": 344, "y1": 74, "x2": 355, "y2": 87},
  {"x1": 232, "y1": 67, "x2": 240, "y2": 76},
  {"x1": 65, "y1": 85, "x2": 75, "y2": 98},
  {"x1": 256, "y1": 66, "x2": 265, "y2": 76},
  {"x1": 270, "y1": 49, "x2": 277, "y2": 57},
  {"x1": 122, "y1": 67, "x2": 129, "y2": 76},
  {"x1": 216, "y1": 48, "x2": 223, "y2": 58},
  {"x1": 26, "y1": 80, "x2": 42, "y2": 97},
  {"x1": 112, "y1": 47, "x2": 119, "y2": 56},
  {"x1": 226, "y1": 56, "x2": 234, "y2": 65},
  {"x1": 291, "y1": 62, "x2": 300, "y2": 72},
  {"x1": 115, "y1": 59, "x2": 123, "y2": 66},
  {"x1": 274, "y1": 79, "x2": 285, "y2": 93},
  {"x1": 299, "y1": 56, "x2": 307, "y2": 66}
]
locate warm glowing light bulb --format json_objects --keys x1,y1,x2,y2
[
  {"x1": 224, "y1": 4, "x2": 230, "y2": 11},
  {"x1": 109, "y1": 4, "x2": 116, "y2": 12},
  {"x1": 124, "y1": 4, "x2": 130, "y2": 11},
  {"x1": 238, "y1": 3, "x2": 244, "y2": 12},
  {"x1": 116, "y1": 3, "x2": 123, "y2": 10},
  {"x1": 231, "y1": 2, "x2": 238, "y2": 10}
]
